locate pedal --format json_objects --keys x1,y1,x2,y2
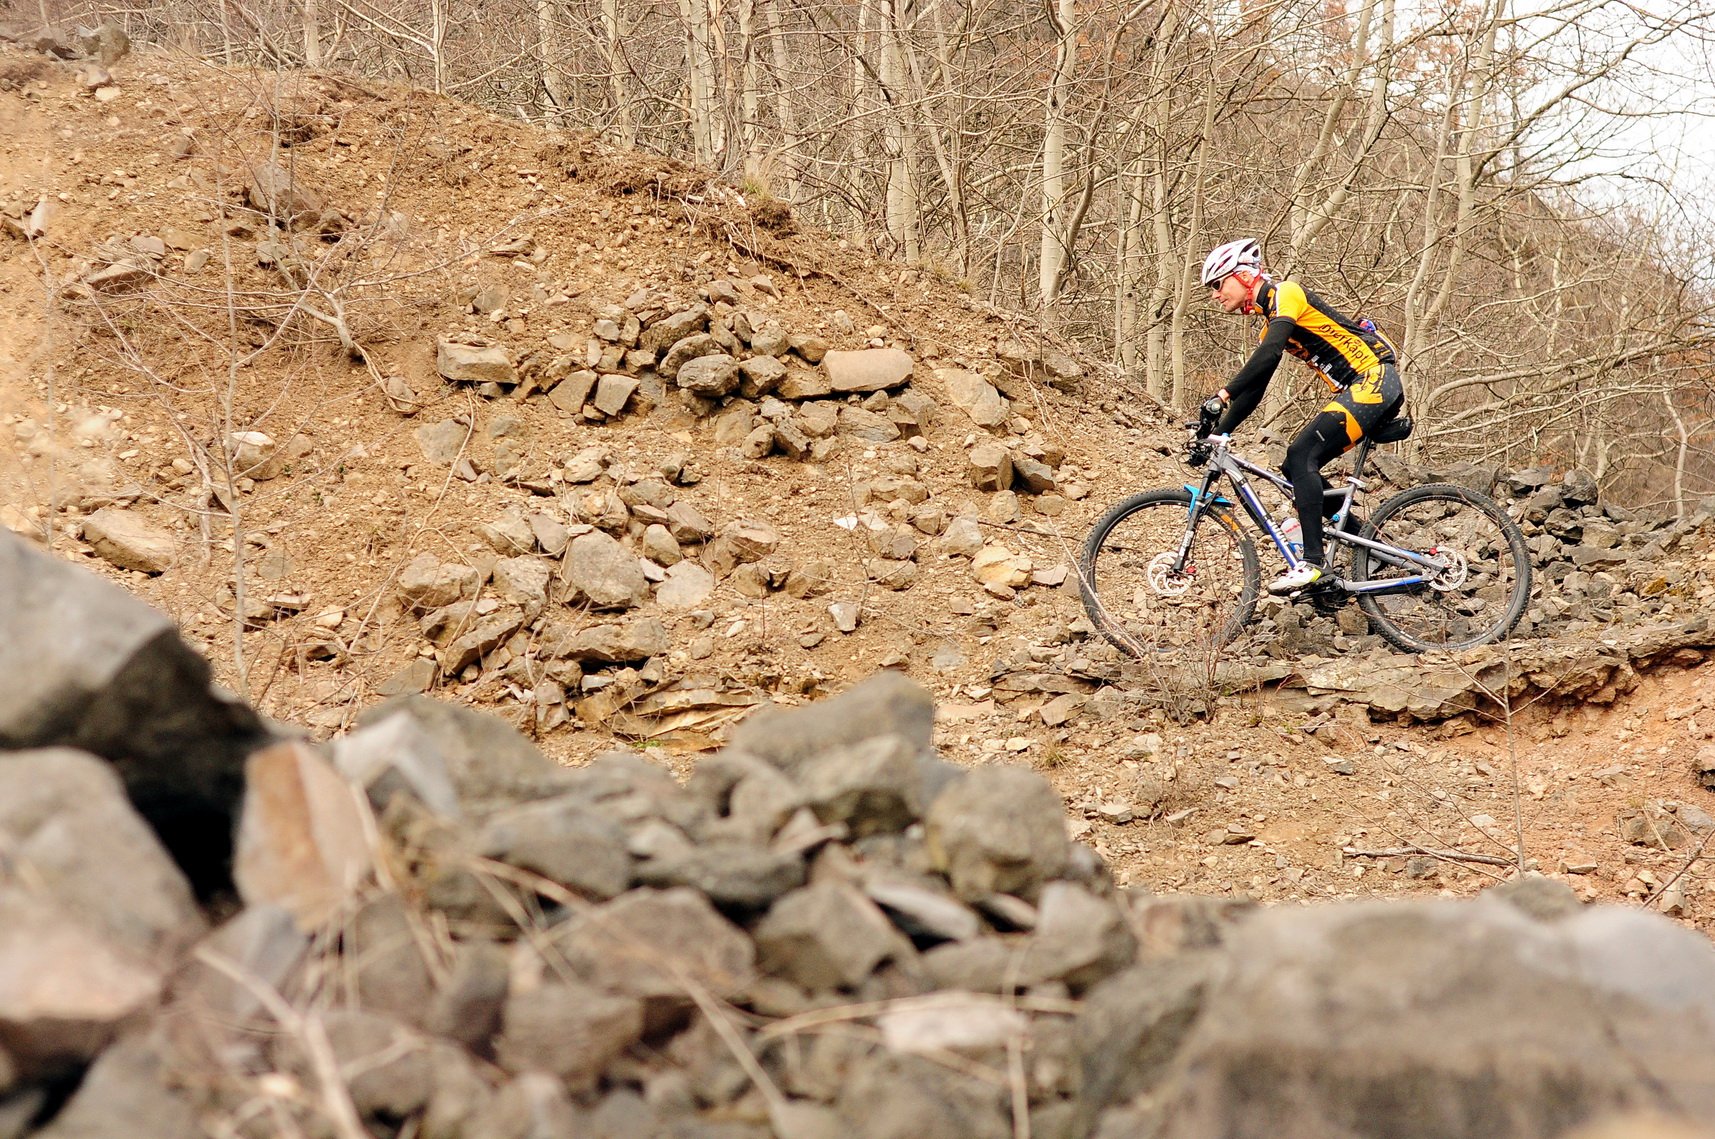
[
  {"x1": 1309, "y1": 590, "x2": 1346, "y2": 616},
  {"x1": 1288, "y1": 575, "x2": 1346, "y2": 612}
]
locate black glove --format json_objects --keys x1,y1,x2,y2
[
  {"x1": 1197, "y1": 396, "x2": 1225, "y2": 437},
  {"x1": 1186, "y1": 439, "x2": 1212, "y2": 467}
]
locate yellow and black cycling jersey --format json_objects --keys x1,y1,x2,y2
[{"x1": 1225, "y1": 279, "x2": 1396, "y2": 400}]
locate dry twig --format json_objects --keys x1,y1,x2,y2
[{"x1": 1343, "y1": 844, "x2": 1517, "y2": 867}]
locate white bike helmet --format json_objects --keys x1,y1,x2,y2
[{"x1": 1200, "y1": 238, "x2": 1262, "y2": 287}]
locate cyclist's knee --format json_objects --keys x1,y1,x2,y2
[{"x1": 1282, "y1": 440, "x2": 1318, "y2": 482}]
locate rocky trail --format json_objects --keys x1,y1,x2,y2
[{"x1": 3, "y1": 36, "x2": 1715, "y2": 935}]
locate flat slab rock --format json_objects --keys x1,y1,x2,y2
[{"x1": 1219, "y1": 621, "x2": 1713, "y2": 722}]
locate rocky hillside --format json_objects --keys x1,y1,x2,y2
[{"x1": 4, "y1": 33, "x2": 1715, "y2": 925}]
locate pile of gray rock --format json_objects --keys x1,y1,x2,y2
[
  {"x1": 433, "y1": 284, "x2": 932, "y2": 444},
  {"x1": 6, "y1": 528, "x2": 1715, "y2": 1139},
  {"x1": 1492, "y1": 466, "x2": 1715, "y2": 636},
  {"x1": 0, "y1": 21, "x2": 129, "y2": 67},
  {"x1": 425, "y1": 284, "x2": 1082, "y2": 505},
  {"x1": 432, "y1": 283, "x2": 1070, "y2": 473},
  {"x1": 382, "y1": 308, "x2": 1099, "y2": 710}
]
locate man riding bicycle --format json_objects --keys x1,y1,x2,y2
[{"x1": 1199, "y1": 238, "x2": 1404, "y2": 596}]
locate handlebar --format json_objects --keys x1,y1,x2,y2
[{"x1": 1185, "y1": 429, "x2": 1228, "y2": 468}]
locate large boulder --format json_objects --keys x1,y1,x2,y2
[
  {"x1": 560, "y1": 531, "x2": 649, "y2": 610},
  {"x1": 81, "y1": 508, "x2": 176, "y2": 574},
  {"x1": 823, "y1": 348, "x2": 914, "y2": 394},
  {"x1": 0, "y1": 748, "x2": 205, "y2": 962},
  {"x1": 924, "y1": 765, "x2": 1070, "y2": 902},
  {"x1": 352, "y1": 695, "x2": 568, "y2": 806},
  {"x1": 0, "y1": 892, "x2": 167, "y2": 1082},
  {"x1": 938, "y1": 368, "x2": 1010, "y2": 430},
  {"x1": 0, "y1": 531, "x2": 270, "y2": 899},
  {"x1": 233, "y1": 742, "x2": 377, "y2": 928},
  {"x1": 436, "y1": 336, "x2": 516, "y2": 385},
  {"x1": 1142, "y1": 894, "x2": 1715, "y2": 1138}
]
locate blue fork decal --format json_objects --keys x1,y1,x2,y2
[{"x1": 1183, "y1": 484, "x2": 1235, "y2": 507}]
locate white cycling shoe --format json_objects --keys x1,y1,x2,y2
[{"x1": 1268, "y1": 563, "x2": 1325, "y2": 595}]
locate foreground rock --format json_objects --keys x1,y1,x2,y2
[
  {"x1": 0, "y1": 531, "x2": 271, "y2": 898},
  {"x1": 5, "y1": 540, "x2": 1715, "y2": 1139},
  {"x1": 1124, "y1": 891, "x2": 1715, "y2": 1137}
]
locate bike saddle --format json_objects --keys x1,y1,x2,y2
[{"x1": 1370, "y1": 416, "x2": 1412, "y2": 444}]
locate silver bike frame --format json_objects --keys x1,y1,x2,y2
[{"x1": 1185, "y1": 435, "x2": 1450, "y2": 596}]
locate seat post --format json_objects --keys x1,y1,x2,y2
[
  {"x1": 1346, "y1": 415, "x2": 1412, "y2": 493},
  {"x1": 1350, "y1": 436, "x2": 1373, "y2": 479}
]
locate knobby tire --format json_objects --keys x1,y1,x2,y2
[
  {"x1": 1351, "y1": 483, "x2": 1532, "y2": 653},
  {"x1": 1079, "y1": 488, "x2": 1260, "y2": 655}
]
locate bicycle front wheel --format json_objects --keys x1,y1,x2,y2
[
  {"x1": 1079, "y1": 488, "x2": 1260, "y2": 655},
  {"x1": 1351, "y1": 483, "x2": 1532, "y2": 653}
]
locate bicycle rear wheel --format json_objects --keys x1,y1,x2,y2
[
  {"x1": 1351, "y1": 483, "x2": 1532, "y2": 653},
  {"x1": 1079, "y1": 488, "x2": 1260, "y2": 655}
]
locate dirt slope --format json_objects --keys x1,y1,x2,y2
[{"x1": 2, "y1": 42, "x2": 1712, "y2": 930}]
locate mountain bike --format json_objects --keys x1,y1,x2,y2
[{"x1": 1078, "y1": 409, "x2": 1532, "y2": 655}]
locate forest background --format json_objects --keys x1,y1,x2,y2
[{"x1": 13, "y1": 0, "x2": 1715, "y2": 508}]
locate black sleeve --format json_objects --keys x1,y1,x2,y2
[{"x1": 1217, "y1": 317, "x2": 1294, "y2": 433}]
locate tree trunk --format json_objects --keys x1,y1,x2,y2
[
  {"x1": 1170, "y1": 62, "x2": 1220, "y2": 410},
  {"x1": 303, "y1": 0, "x2": 322, "y2": 67},
  {"x1": 737, "y1": 0, "x2": 762, "y2": 179},
  {"x1": 536, "y1": 0, "x2": 568, "y2": 118},
  {"x1": 681, "y1": 0, "x2": 718, "y2": 165},
  {"x1": 602, "y1": 0, "x2": 635, "y2": 144},
  {"x1": 849, "y1": 0, "x2": 878, "y2": 243},
  {"x1": 1037, "y1": 0, "x2": 1075, "y2": 308},
  {"x1": 761, "y1": 0, "x2": 799, "y2": 199},
  {"x1": 1664, "y1": 387, "x2": 1691, "y2": 518},
  {"x1": 914, "y1": 0, "x2": 971, "y2": 276},
  {"x1": 1287, "y1": 0, "x2": 1396, "y2": 261},
  {"x1": 879, "y1": 0, "x2": 919, "y2": 262},
  {"x1": 430, "y1": 0, "x2": 446, "y2": 93},
  {"x1": 1115, "y1": 151, "x2": 1144, "y2": 379},
  {"x1": 1417, "y1": 0, "x2": 1504, "y2": 348}
]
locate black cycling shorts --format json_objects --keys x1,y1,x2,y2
[{"x1": 1321, "y1": 363, "x2": 1403, "y2": 449}]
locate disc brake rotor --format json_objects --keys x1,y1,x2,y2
[
  {"x1": 1427, "y1": 546, "x2": 1469, "y2": 592},
  {"x1": 1146, "y1": 551, "x2": 1195, "y2": 597}
]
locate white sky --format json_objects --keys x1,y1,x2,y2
[{"x1": 1526, "y1": 2, "x2": 1715, "y2": 255}]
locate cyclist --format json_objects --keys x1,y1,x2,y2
[{"x1": 1198, "y1": 238, "x2": 1403, "y2": 595}]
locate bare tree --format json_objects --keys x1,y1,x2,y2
[{"x1": 31, "y1": 0, "x2": 1715, "y2": 500}]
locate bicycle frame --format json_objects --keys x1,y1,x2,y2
[{"x1": 1183, "y1": 435, "x2": 1449, "y2": 597}]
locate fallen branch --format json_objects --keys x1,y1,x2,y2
[
  {"x1": 1343, "y1": 845, "x2": 1517, "y2": 867},
  {"x1": 193, "y1": 948, "x2": 370, "y2": 1139},
  {"x1": 1646, "y1": 829, "x2": 1713, "y2": 910}
]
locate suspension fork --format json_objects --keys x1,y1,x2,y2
[{"x1": 1171, "y1": 468, "x2": 1226, "y2": 573}]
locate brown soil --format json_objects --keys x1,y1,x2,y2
[{"x1": 3, "y1": 44, "x2": 1711, "y2": 932}]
